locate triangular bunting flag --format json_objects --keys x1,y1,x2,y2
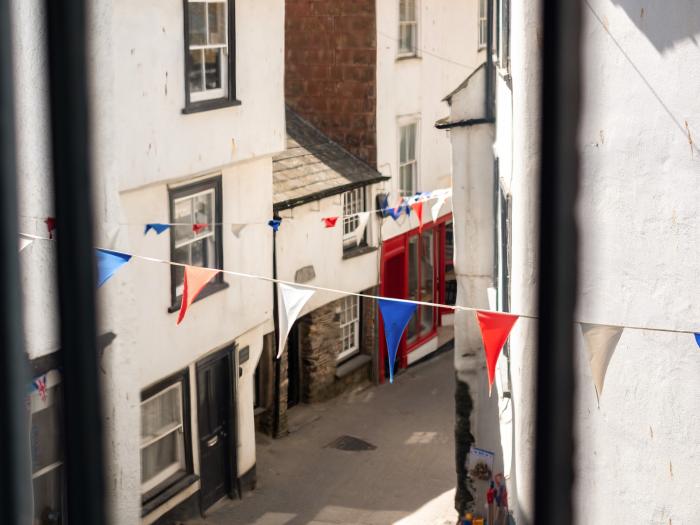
[
  {"x1": 322, "y1": 217, "x2": 339, "y2": 228},
  {"x1": 231, "y1": 224, "x2": 247, "y2": 238},
  {"x1": 412, "y1": 202, "x2": 424, "y2": 232},
  {"x1": 268, "y1": 219, "x2": 282, "y2": 232},
  {"x1": 431, "y1": 196, "x2": 446, "y2": 223},
  {"x1": 192, "y1": 223, "x2": 208, "y2": 234},
  {"x1": 144, "y1": 223, "x2": 170, "y2": 235},
  {"x1": 580, "y1": 323, "x2": 623, "y2": 399},
  {"x1": 354, "y1": 212, "x2": 370, "y2": 243},
  {"x1": 176, "y1": 266, "x2": 220, "y2": 324},
  {"x1": 277, "y1": 283, "x2": 315, "y2": 358},
  {"x1": 695, "y1": 333, "x2": 700, "y2": 349},
  {"x1": 96, "y1": 249, "x2": 132, "y2": 287},
  {"x1": 19, "y1": 235, "x2": 33, "y2": 252},
  {"x1": 378, "y1": 298, "x2": 417, "y2": 383},
  {"x1": 475, "y1": 310, "x2": 519, "y2": 395},
  {"x1": 45, "y1": 217, "x2": 56, "y2": 239}
]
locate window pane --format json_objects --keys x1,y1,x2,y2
[
  {"x1": 141, "y1": 431, "x2": 183, "y2": 484},
  {"x1": 193, "y1": 191, "x2": 213, "y2": 227},
  {"x1": 33, "y1": 466, "x2": 63, "y2": 524},
  {"x1": 189, "y1": 49, "x2": 204, "y2": 93},
  {"x1": 407, "y1": 236, "x2": 419, "y2": 341},
  {"x1": 190, "y1": 238, "x2": 205, "y2": 267},
  {"x1": 31, "y1": 385, "x2": 63, "y2": 474},
  {"x1": 142, "y1": 385, "x2": 182, "y2": 442},
  {"x1": 420, "y1": 230, "x2": 435, "y2": 336},
  {"x1": 407, "y1": 123, "x2": 416, "y2": 160},
  {"x1": 204, "y1": 48, "x2": 222, "y2": 90},
  {"x1": 208, "y1": 2, "x2": 227, "y2": 45},
  {"x1": 188, "y1": 2, "x2": 206, "y2": 46},
  {"x1": 173, "y1": 198, "x2": 194, "y2": 245}
]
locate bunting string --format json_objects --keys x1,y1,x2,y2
[{"x1": 16, "y1": 232, "x2": 700, "y2": 337}]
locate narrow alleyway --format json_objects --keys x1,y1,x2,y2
[{"x1": 188, "y1": 349, "x2": 457, "y2": 525}]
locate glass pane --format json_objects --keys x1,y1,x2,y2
[
  {"x1": 208, "y1": 2, "x2": 227, "y2": 45},
  {"x1": 189, "y1": 49, "x2": 204, "y2": 93},
  {"x1": 400, "y1": 126, "x2": 407, "y2": 162},
  {"x1": 204, "y1": 49, "x2": 222, "y2": 90},
  {"x1": 188, "y1": 2, "x2": 206, "y2": 46},
  {"x1": 406, "y1": 0, "x2": 416, "y2": 21},
  {"x1": 406, "y1": 236, "x2": 419, "y2": 341},
  {"x1": 407, "y1": 123, "x2": 416, "y2": 160},
  {"x1": 190, "y1": 239, "x2": 205, "y2": 267},
  {"x1": 31, "y1": 385, "x2": 64, "y2": 473},
  {"x1": 173, "y1": 198, "x2": 194, "y2": 245},
  {"x1": 33, "y1": 466, "x2": 63, "y2": 524},
  {"x1": 193, "y1": 191, "x2": 213, "y2": 229},
  {"x1": 420, "y1": 230, "x2": 435, "y2": 336},
  {"x1": 142, "y1": 385, "x2": 182, "y2": 441},
  {"x1": 141, "y1": 431, "x2": 183, "y2": 483}
]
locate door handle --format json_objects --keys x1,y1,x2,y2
[{"x1": 206, "y1": 435, "x2": 219, "y2": 448}]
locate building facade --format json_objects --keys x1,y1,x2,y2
[
  {"x1": 12, "y1": 0, "x2": 285, "y2": 523},
  {"x1": 447, "y1": 0, "x2": 700, "y2": 522}
]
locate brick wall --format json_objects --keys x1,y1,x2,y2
[{"x1": 285, "y1": 0, "x2": 377, "y2": 166}]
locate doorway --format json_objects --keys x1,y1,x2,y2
[
  {"x1": 287, "y1": 322, "x2": 302, "y2": 409},
  {"x1": 196, "y1": 346, "x2": 237, "y2": 512},
  {"x1": 380, "y1": 236, "x2": 407, "y2": 379}
]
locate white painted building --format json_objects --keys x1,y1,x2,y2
[
  {"x1": 11, "y1": 0, "x2": 285, "y2": 523},
  {"x1": 446, "y1": 0, "x2": 700, "y2": 523}
]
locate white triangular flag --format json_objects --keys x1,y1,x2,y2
[
  {"x1": 277, "y1": 283, "x2": 315, "y2": 358},
  {"x1": 580, "y1": 323, "x2": 624, "y2": 398},
  {"x1": 354, "y1": 212, "x2": 371, "y2": 245},
  {"x1": 19, "y1": 235, "x2": 33, "y2": 252},
  {"x1": 231, "y1": 224, "x2": 247, "y2": 238},
  {"x1": 431, "y1": 195, "x2": 447, "y2": 223}
]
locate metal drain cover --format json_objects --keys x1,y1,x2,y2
[{"x1": 325, "y1": 435, "x2": 377, "y2": 451}]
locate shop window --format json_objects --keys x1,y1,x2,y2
[
  {"x1": 407, "y1": 229, "x2": 436, "y2": 343},
  {"x1": 399, "y1": 122, "x2": 418, "y2": 197},
  {"x1": 444, "y1": 221, "x2": 457, "y2": 305},
  {"x1": 30, "y1": 371, "x2": 65, "y2": 525},
  {"x1": 338, "y1": 295, "x2": 361, "y2": 362},
  {"x1": 169, "y1": 177, "x2": 224, "y2": 309},
  {"x1": 342, "y1": 187, "x2": 367, "y2": 250},
  {"x1": 398, "y1": 0, "x2": 418, "y2": 56},
  {"x1": 183, "y1": 0, "x2": 238, "y2": 112},
  {"x1": 140, "y1": 372, "x2": 192, "y2": 502}
]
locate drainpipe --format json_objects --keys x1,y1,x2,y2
[{"x1": 271, "y1": 214, "x2": 281, "y2": 438}]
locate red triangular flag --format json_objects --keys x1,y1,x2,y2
[
  {"x1": 176, "y1": 266, "x2": 220, "y2": 324},
  {"x1": 322, "y1": 217, "x2": 338, "y2": 228},
  {"x1": 412, "y1": 202, "x2": 424, "y2": 232},
  {"x1": 192, "y1": 223, "x2": 208, "y2": 234},
  {"x1": 475, "y1": 310, "x2": 519, "y2": 395},
  {"x1": 45, "y1": 217, "x2": 56, "y2": 239}
]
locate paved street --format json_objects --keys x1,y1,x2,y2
[{"x1": 188, "y1": 349, "x2": 457, "y2": 525}]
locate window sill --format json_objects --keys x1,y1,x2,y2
[
  {"x1": 396, "y1": 53, "x2": 421, "y2": 62},
  {"x1": 141, "y1": 473, "x2": 199, "y2": 517},
  {"x1": 182, "y1": 97, "x2": 242, "y2": 115},
  {"x1": 342, "y1": 245, "x2": 377, "y2": 260},
  {"x1": 168, "y1": 280, "x2": 229, "y2": 313},
  {"x1": 335, "y1": 354, "x2": 372, "y2": 379}
]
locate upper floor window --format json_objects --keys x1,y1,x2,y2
[
  {"x1": 183, "y1": 0, "x2": 238, "y2": 112},
  {"x1": 338, "y1": 295, "x2": 360, "y2": 362},
  {"x1": 398, "y1": 0, "x2": 417, "y2": 56},
  {"x1": 343, "y1": 187, "x2": 367, "y2": 250},
  {"x1": 496, "y1": 0, "x2": 511, "y2": 72},
  {"x1": 399, "y1": 122, "x2": 418, "y2": 197},
  {"x1": 169, "y1": 177, "x2": 224, "y2": 308},
  {"x1": 478, "y1": 0, "x2": 488, "y2": 49}
]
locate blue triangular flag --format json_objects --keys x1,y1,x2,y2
[
  {"x1": 378, "y1": 298, "x2": 417, "y2": 383},
  {"x1": 96, "y1": 249, "x2": 132, "y2": 287},
  {"x1": 268, "y1": 219, "x2": 282, "y2": 232},
  {"x1": 144, "y1": 223, "x2": 170, "y2": 235},
  {"x1": 382, "y1": 196, "x2": 403, "y2": 221},
  {"x1": 695, "y1": 333, "x2": 700, "y2": 349}
]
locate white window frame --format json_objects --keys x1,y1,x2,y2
[
  {"x1": 398, "y1": 0, "x2": 418, "y2": 57},
  {"x1": 140, "y1": 382, "x2": 187, "y2": 495},
  {"x1": 398, "y1": 120, "x2": 419, "y2": 197},
  {"x1": 342, "y1": 187, "x2": 366, "y2": 248},
  {"x1": 478, "y1": 0, "x2": 488, "y2": 49},
  {"x1": 187, "y1": 0, "x2": 229, "y2": 103},
  {"x1": 338, "y1": 295, "x2": 360, "y2": 362}
]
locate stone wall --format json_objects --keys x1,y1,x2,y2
[{"x1": 285, "y1": 0, "x2": 377, "y2": 166}]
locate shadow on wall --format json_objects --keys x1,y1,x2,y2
[{"x1": 609, "y1": 0, "x2": 700, "y2": 52}]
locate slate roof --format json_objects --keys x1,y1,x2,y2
[{"x1": 273, "y1": 108, "x2": 388, "y2": 210}]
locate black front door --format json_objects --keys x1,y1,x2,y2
[
  {"x1": 197, "y1": 349, "x2": 236, "y2": 511},
  {"x1": 287, "y1": 323, "x2": 301, "y2": 409}
]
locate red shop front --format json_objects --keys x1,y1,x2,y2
[{"x1": 379, "y1": 213, "x2": 454, "y2": 383}]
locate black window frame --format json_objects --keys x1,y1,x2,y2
[
  {"x1": 140, "y1": 369, "x2": 196, "y2": 510},
  {"x1": 168, "y1": 176, "x2": 226, "y2": 312},
  {"x1": 182, "y1": 0, "x2": 241, "y2": 114}
]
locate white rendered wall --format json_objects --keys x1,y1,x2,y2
[
  {"x1": 376, "y1": 0, "x2": 480, "y2": 241},
  {"x1": 573, "y1": 2, "x2": 700, "y2": 523},
  {"x1": 276, "y1": 190, "x2": 382, "y2": 315}
]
